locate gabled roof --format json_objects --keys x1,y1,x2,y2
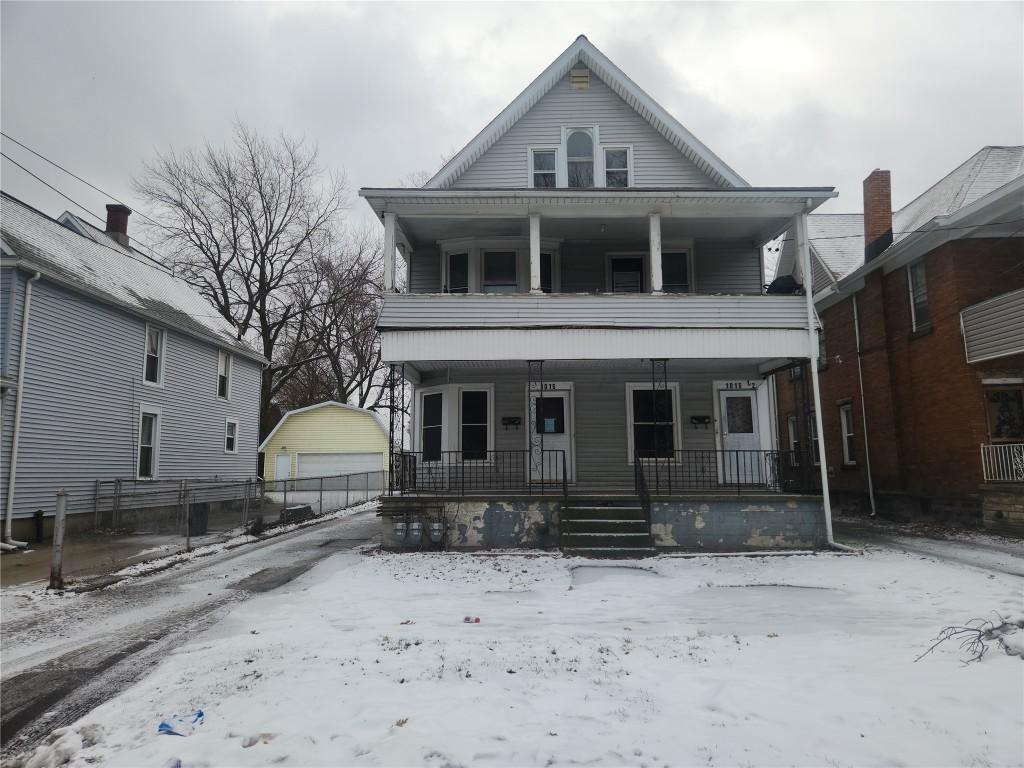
[
  {"x1": 0, "y1": 193, "x2": 264, "y2": 362},
  {"x1": 257, "y1": 401, "x2": 387, "y2": 452},
  {"x1": 426, "y1": 35, "x2": 748, "y2": 190},
  {"x1": 778, "y1": 146, "x2": 1024, "y2": 291}
]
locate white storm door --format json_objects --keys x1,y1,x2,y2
[
  {"x1": 275, "y1": 454, "x2": 292, "y2": 481},
  {"x1": 718, "y1": 390, "x2": 762, "y2": 484},
  {"x1": 527, "y1": 389, "x2": 574, "y2": 483}
]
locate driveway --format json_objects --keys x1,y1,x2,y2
[{"x1": 0, "y1": 508, "x2": 379, "y2": 760}]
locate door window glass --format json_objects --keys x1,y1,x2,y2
[
  {"x1": 725, "y1": 396, "x2": 754, "y2": 433},
  {"x1": 534, "y1": 396, "x2": 565, "y2": 434}
]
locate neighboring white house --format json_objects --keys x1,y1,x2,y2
[{"x1": 363, "y1": 36, "x2": 834, "y2": 555}]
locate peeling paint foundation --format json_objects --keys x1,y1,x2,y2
[{"x1": 381, "y1": 498, "x2": 561, "y2": 550}]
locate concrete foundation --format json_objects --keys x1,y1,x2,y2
[
  {"x1": 381, "y1": 497, "x2": 561, "y2": 550},
  {"x1": 981, "y1": 484, "x2": 1024, "y2": 536}
]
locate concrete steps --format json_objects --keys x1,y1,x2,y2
[{"x1": 561, "y1": 502, "x2": 655, "y2": 558}]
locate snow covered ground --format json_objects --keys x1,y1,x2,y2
[{"x1": 18, "y1": 547, "x2": 1024, "y2": 768}]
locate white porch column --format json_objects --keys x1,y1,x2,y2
[
  {"x1": 796, "y1": 210, "x2": 835, "y2": 544},
  {"x1": 383, "y1": 212, "x2": 396, "y2": 293},
  {"x1": 649, "y1": 213, "x2": 663, "y2": 294},
  {"x1": 529, "y1": 214, "x2": 542, "y2": 294}
]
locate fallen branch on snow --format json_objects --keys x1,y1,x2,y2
[{"x1": 915, "y1": 613, "x2": 1024, "y2": 664}]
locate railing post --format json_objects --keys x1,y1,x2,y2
[
  {"x1": 319, "y1": 476, "x2": 324, "y2": 514},
  {"x1": 48, "y1": 490, "x2": 67, "y2": 591},
  {"x1": 185, "y1": 488, "x2": 192, "y2": 553},
  {"x1": 112, "y1": 478, "x2": 122, "y2": 530},
  {"x1": 283, "y1": 477, "x2": 288, "y2": 512},
  {"x1": 93, "y1": 478, "x2": 100, "y2": 530},
  {"x1": 346, "y1": 474, "x2": 351, "y2": 508}
]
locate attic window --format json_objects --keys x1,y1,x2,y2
[{"x1": 569, "y1": 68, "x2": 590, "y2": 89}]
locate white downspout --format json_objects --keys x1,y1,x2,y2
[
  {"x1": 3, "y1": 271, "x2": 41, "y2": 548},
  {"x1": 852, "y1": 294, "x2": 878, "y2": 517},
  {"x1": 796, "y1": 212, "x2": 836, "y2": 546}
]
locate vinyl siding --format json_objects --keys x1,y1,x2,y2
[
  {"x1": 0, "y1": 267, "x2": 26, "y2": 519},
  {"x1": 262, "y1": 406, "x2": 389, "y2": 481},
  {"x1": 961, "y1": 288, "x2": 1024, "y2": 363},
  {"x1": 1, "y1": 277, "x2": 262, "y2": 519},
  {"x1": 694, "y1": 240, "x2": 763, "y2": 294},
  {"x1": 453, "y1": 69, "x2": 718, "y2": 189},
  {"x1": 409, "y1": 248, "x2": 441, "y2": 293},
  {"x1": 416, "y1": 363, "x2": 764, "y2": 488}
]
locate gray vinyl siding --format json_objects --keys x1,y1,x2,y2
[
  {"x1": 409, "y1": 248, "x2": 441, "y2": 293},
  {"x1": 0, "y1": 267, "x2": 26, "y2": 520},
  {"x1": 453, "y1": 68, "x2": 718, "y2": 189},
  {"x1": 694, "y1": 240, "x2": 764, "y2": 294},
  {"x1": 1, "y1": 277, "x2": 262, "y2": 520},
  {"x1": 416, "y1": 362, "x2": 760, "y2": 488},
  {"x1": 961, "y1": 288, "x2": 1024, "y2": 363}
]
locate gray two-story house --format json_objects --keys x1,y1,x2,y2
[
  {"x1": 364, "y1": 37, "x2": 836, "y2": 555},
  {"x1": 0, "y1": 193, "x2": 264, "y2": 544}
]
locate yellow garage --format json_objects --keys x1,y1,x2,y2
[{"x1": 259, "y1": 401, "x2": 389, "y2": 481}]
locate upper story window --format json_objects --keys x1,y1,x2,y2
[
  {"x1": 138, "y1": 408, "x2": 159, "y2": 479},
  {"x1": 604, "y1": 147, "x2": 630, "y2": 188},
  {"x1": 482, "y1": 251, "x2": 517, "y2": 294},
  {"x1": 566, "y1": 130, "x2": 594, "y2": 188},
  {"x1": 224, "y1": 419, "x2": 238, "y2": 454},
  {"x1": 218, "y1": 351, "x2": 232, "y2": 398},
  {"x1": 445, "y1": 252, "x2": 469, "y2": 293},
  {"x1": 144, "y1": 326, "x2": 164, "y2": 385},
  {"x1": 908, "y1": 260, "x2": 930, "y2": 330},
  {"x1": 530, "y1": 149, "x2": 557, "y2": 189},
  {"x1": 662, "y1": 251, "x2": 690, "y2": 293}
]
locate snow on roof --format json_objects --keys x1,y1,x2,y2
[
  {"x1": 780, "y1": 146, "x2": 1024, "y2": 290},
  {"x1": 257, "y1": 401, "x2": 388, "y2": 452},
  {"x1": 0, "y1": 193, "x2": 263, "y2": 361}
]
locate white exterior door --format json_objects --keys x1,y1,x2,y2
[
  {"x1": 275, "y1": 454, "x2": 292, "y2": 481},
  {"x1": 718, "y1": 389, "x2": 763, "y2": 484},
  {"x1": 527, "y1": 386, "x2": 574, "y2": 483}
]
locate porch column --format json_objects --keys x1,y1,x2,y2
[
  {"x1": 529, "y1": 214, "x2": 542, "y2": 294},
  {"x1": 796, "y1": 210, "x2": 835, "y2": 543},
  {"x1": 383, "y1": 212, "x2": 396, "y2": 293},
  {"x1": 649, "y1": 213, "x2": 663, "y2": 294}
]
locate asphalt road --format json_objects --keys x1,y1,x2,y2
[{"x1": 0, "y1": 509, "x2": 379, "y2": 761}]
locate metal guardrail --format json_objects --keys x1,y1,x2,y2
[
  {"x1": 635, "y1": 449, "x2": 820, "y2": 495},
  {"x1": 389, "y1": 449, "x2": 567, "y2": 496},
  {"x1": 981, "y1": 443, "x2": 1024, "y2": 483}
]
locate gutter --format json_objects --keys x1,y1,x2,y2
[{"x1": 3, "y1": 271, "x2": 40, "y2": 549}]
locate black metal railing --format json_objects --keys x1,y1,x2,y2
[
  {"x1": 635, "y1": 450, "x2": 821, "y2": 495},
  {"x1": 389, "y1": 449, "x2": 568, "y2": 496},
  {"x1": 634, "y1": 449, "x2": 653, "y2": 532}
]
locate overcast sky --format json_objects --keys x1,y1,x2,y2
[{"x1": 2, "y1": 1, "x2": 1022, "y2": 242}]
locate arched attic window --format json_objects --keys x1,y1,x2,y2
[{"x1": 567, "y1": 130, "x2": 594, "y2": 188}]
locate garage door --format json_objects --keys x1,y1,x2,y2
[{"x1": 297, "y1": 452, "x2": 383, "y2": 478}]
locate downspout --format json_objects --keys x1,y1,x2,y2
[
  {"x1": 851, "y1": 294, "x2": 878, "y2": 516},
  {"x1": 796, "y1": 211, "x2": 836, "y2": 546},
  {"x1": 3, "y1": 271, "x2": 41, "y2": 549}
]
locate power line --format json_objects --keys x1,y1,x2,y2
[{"x1": 776, "y1": 217, "x2": 1024, "y2": 246}]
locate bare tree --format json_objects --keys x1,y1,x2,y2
[{"x1": 135, "y1": 122, "x2": 350, "y2": 435}]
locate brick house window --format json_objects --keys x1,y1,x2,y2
[
  {"x1": 907, "y1": 260, "x2": 930, "y2": 331},
  {"x1": 839, "y1": 403, "x2": 856, "y2": 465},
  {"x1": 787, "y1": 414, "x2": 801, "y2": 466},
  {"x1": 985, "y1": 386, "x2": 1024, "y2": 442},
  {"x1": 808, "y1": 411, "x2": 820, "y2": 465}
]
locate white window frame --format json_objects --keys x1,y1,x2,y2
[
  {"x1": 560, "y1": 125, "x2": 601, "y2": 188},
  {"x1": 481, "y1": 249, "x2": 519, "y2": 294},
  {"x1": 416, "y1": 387, "x2": 448, "y2": 463},
  {"x1": 624, "y1": 382, "x2": 682, "y2": 464},
  {"x1": 224, "y1": 417, "x2": 238, "y2": 455},
  {"x1": 528, "y1": 146, "x2": 559, "y2": 189},
  {"x1": 787, "y1": 414, "x2": 801, "y2": 466},
  {"x1": 458, "y1": 385, "x2": 495, "y2": 463},
  {"x1": 907, "y1": 260, "x2": 929, "y2": 331},
  {"x1": 809, "y1": 410, "x2": 820, "y2": 466},
  {"x1": 143, "y1": 324, "x2": 165, "y2": 387},
  {"x1": 839, "y1": 403, "x2": 856, "y2": 465},
  {"x1": 606, "y1": 251, "x2": 648, "y2": 293},
  {"x1": 601, "y1": 144, "x2": 633, "y2": 188},
  {"x1": 137, "y1": 405, "x2": 161, "y2": 480},
  {"x1": 218, "y1": 350, "x2": 232, "y2": 400}
]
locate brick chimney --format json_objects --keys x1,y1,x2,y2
[
  {"x1": 862, "y1": 170, "x2": 892, "y2": 261},
  {"x1": 105, "y1": 204, "x2": 132, "y2": 248}
]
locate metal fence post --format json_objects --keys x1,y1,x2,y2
[
  {"x1": 319, "y1": 476, "x2": 324, "y2": 514},
  {"x1": 93, "y1": 478, "x2": 100, "y2": 530},
  {"x1": 112, "y1": 478, "x2": 122, "y2": 530},
  {"x1": 49, "y1": 490, "x2": 67, "y2": 591},
  {"x1": 242, "y1": 479, "x2": 250, "y2": 525},
  {"x1": 345, "y1": 474, "x2": 350, "y2": 508},
  {"x1": 185, "y1": 488, "x2": 192, "y2": 553},
  {"x1": 283, "y1": 478, "x2": 288, "y2": 513}
]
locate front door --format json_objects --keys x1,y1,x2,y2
[
  {"x1": 275, "y1": 454, "x2": 292, "y2": 481},
  {"x1": 527, "y1": 387, "x2": 574, "y2": 484},
  {"x1": 718, "y1": 389, "x2": 763, "y2": 485}
]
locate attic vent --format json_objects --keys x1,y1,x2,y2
[{"x1": 569, "y1": 68, "x2": 590, "y2": 90}]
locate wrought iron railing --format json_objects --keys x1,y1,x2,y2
[
  {"x1": 633, "y1": 449, "x2": 652, "y2": 532},
  {"x1": 635, "y1": 450, "x2": 820, "y2": 495},
  {"x1": 981, "y1": 443, "x2": 1024, "y2": 483},
  {"x1": 389, "y1": 449, "x2": 567, "y2": 496}
]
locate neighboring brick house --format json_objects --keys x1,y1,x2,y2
[{"x1": 774, "y1": 147, "x2": 1024, "y2": 532}]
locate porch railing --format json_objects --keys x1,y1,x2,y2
[
  {"x1": 981, "y1": 443, "x2": 1024, "y2": 483},
  {"x1": 389, "y1": 449, "x2": 568, "y2": 497},
  {"x1": 635, "y1": 450, "x2": 820, "y2": 495},
  {"x1": 633, "y1": 449, "x2": 652, "y2": 532}
]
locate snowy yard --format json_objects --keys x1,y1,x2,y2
[{"x1": 23, "y1": 547, "x2": 1023, "y2": 768}]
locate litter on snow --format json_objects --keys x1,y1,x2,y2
[{"x1": 156, "y1": 710, "x2": 204, "y2": 737}]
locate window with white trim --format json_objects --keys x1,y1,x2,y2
[
  {"x1": 224, "y1": 419, "x2": 238, "y2": 454},
  {"x1": 566, "y1": 129, "x2": 594, "y2": 188},
  {"x1": 421, "y1": 392, "x2": 443, "y2": 461},
  {"x1": 144, "y1": 326, "x2": 164, "y2": 384},
  {"x1": 530, "y1": 149, "x2": 557, "y2": 188},
  {"x1": 460, "y1": 389, "x2": 490, "y2": 461},
  {"x1": 445, "y1": 252, "x2": 469, "y2": 294},
  {"x1": 839, "y1": 403, "x2": 856, "y2": 465},
  {"x1": 482, "y1": 251, "x2": 517, "y2": 294},
  {"x1": 218, "y1": 351, "x2": 232, "y2": 399},
  {"x1": 787, "y1": 414, "x2": 801, "y2": 466},
  {"x1": 604, "y1": 147, "x2": 630, "y2": 188},
  {"x1": 661, "y1": 251, "x2": 690, "y2": 293},
  {"x1": 809, "y1": 411, "x2": 820, "y2": 465},
  {"x1": 138, "y1": 409, "x2": 159, "y2": 479},
  {"x1": 908, "y1": 260, "x2": 929, "y2": 330},
  {"x1": 626, "y1": 383, "x2": 678, "y2": 459}
]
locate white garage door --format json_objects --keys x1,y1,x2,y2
[{"x1": 296, "y1": 452, "x2": 383, "y2": 478}]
